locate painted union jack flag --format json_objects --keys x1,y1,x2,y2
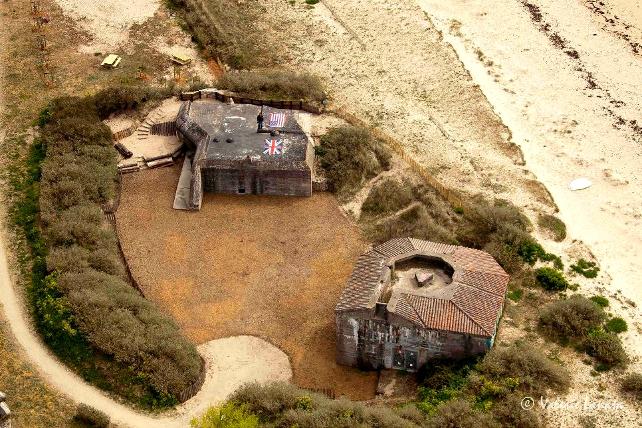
[
  {"x1": 268, "y1": 112, "x2": 286, "y2": 128},
  {"x1": 263, "y1": 138, "x2": 284, "y2": 156}
]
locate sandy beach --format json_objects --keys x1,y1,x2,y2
[{"x1": 416, "y1": 0, "x2": 642, "y2": 425}]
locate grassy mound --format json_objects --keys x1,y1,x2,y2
[
  {"x1": 217, "y1": 71, "x2": 325, "y2": 103},
  {"x1": 15, "y1": 88, "x2": 202, "y2": 407}
]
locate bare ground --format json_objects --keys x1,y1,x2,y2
[{"x1": 116, "y1": 165, "x2": 379, "y2": 400}]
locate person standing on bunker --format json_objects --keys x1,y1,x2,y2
[{"x1": 257, "y1": 106, "x2": 264, "y2": 131}]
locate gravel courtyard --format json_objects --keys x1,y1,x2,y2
[{"x1": 116, "y1": 165, "x2": 378, "y2": 400}]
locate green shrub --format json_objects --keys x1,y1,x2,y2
[
  {"x1": 425, "y1": 399, "x2": 499, "y2": 428},
  {"x1": 590, "y1": 295, "x2": 609, "y2": 307},
  {"x1": 507, "y1": 289, "x2": 523, "y2": 302},
  {"x1": 478, "y1": 343, "x2": 570, "y2": 394},
  {"x1": 416, "y1": 358, "x2": 476, "y2": 414},
  {"x1": 361, "y1": 179, "x2": 414, "y2": 217},
  {"x1": 620, "y1": 373, "x2": 642, "y2": 400},
  {"x1": 191, "y1": 402, "x2": 259, "y2": 428},
  {"x1": 571, "y1": 259, "x2": 600, "y2": 278},
  {"x1": 538, "y1": 213, "x2": 566, "y2": 241},
  {"x1": 74, "y1": 404, "x2": 110, "y2": 428},
  {"x1": 229, "y1": 382, "x2": 418, "y2": 428},
  {"x1": 491, "y1": 394, "x2": 544, "y2": 428},
  {"x1": 459, "y1": 198, "x2": 530, "y2": 248},
  {"x1": 583, "y1": 330, "x2": 628, "y2": 367},
  {"x1": 217, "y1": 70, "x2": 325, "y2": 102},
  {"x1": 318, "y1": 126, "x2": 391, "y2": 194},
  {"x1": 369, "y1": 203, "x2": 456, "y2": 245},
  {"x1": 539, "y1": 296, "x2": 605, "y2": 341},
  {"x1": 22, "y1": 91, "x2": 203, "y2": 406},
  {"x1": 605, "y1": 317, "x2": 628, "y2": 333},
  {"x1": 92, "y1": 86, "x2": 159, "y2": 119},
  {"x1": 395, "y1": 405, "x2": 427, "y2": 425},
  {"x1": 535, "y1": 267, "x2": 568, "y2": 291}
]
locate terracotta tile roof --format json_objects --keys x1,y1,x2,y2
[
  {"x1": 372, "y1": 237, "x2": 416, "y2": 258},
  {"x1": 335, "y1": 251, "x2": 387, "y2": 311},
  {"x1": 336, "y1": 238, "x2": 510, "y2": 337}
]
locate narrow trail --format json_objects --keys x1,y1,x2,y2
[
  {"x1": 0, "y1": 20, "x2": 291, "y2": 428},
  {"x1": 0, "y1": 234, "x2": 292, "y2": 427}
]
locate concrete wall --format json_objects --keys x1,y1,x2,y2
[
  {"x1": 336, "y1": 311, "x2": 492, "y2": 372},
  {"x1": 202, "y1": 167, "x2": 311, "y2": 196}
]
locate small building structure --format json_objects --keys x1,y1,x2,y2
[
  {"x1": 335, "y1": 238, "x2": 509, "y2": 372},
  {"x1": 176, "y1": 98, "x2": 313, "y2": 210}
]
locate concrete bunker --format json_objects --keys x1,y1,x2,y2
[
  {"x1": 175, "y1": 97, "x2": 314, "y2": 210},
  {"x1": 335, "y1": 238, "x2": 510, "y2": 372}
]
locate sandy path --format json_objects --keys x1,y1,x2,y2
[{"x1": 0, "y1": 238, "x2": 291, "y2": 428}]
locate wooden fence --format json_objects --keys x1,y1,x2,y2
[
  {"x1": 180, "y1": 89, "x2": 324, "y2": 114},
  {"x1": 177, "y1": 356, "x2": 207, "y2": 403},
  {"x1": 332, "y1": 108, "x2": 467, "y2": 211},
  {"x1": 150, "y1": 121, "x2": 177, "y2": 136},
  {"x1": 112, "y1": 125, "x2": 136, "y2": 141},
  {"x1": 101, "y1": 174, "x2": 146, "y2": 298}
]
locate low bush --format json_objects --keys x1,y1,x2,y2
[
  {"x1": 416, "y1": 358, "x2": 476, "y2": 414},
  {"x1": 361, "y1": 179, "x2": 414, "y2": 217},
  {"x1": 23, "y1": 91, "x2": 202, "y2": 406},
  {"x1": 74, "y1": 404, "x2": 110, "y2": 428},
  {"x1": 425, "y1": 399, "x2": 499, "y2": 428},
  {"x1": 605, "y1": 317, "x2": 628, "y2": 334},
  {"x1": 571, "y1": 258, "x2": 600, "y2": 278},
  {"x1": 590, "y1": 295, "x2": 609, "y2": 308},
  {"x1": 368, "y1": 203, "x2": 457, "y2": 245},
  {"x1": 539, "y1": 296, "x2": 605, "y2": 341},
  {"x1": 217, "y1": 70, "x2": 325, "y2": 103},
  {"x1": 535, "y1": 267, "x2": 568, "y2": 291},
  {"x1": 620, "y1": 373, "x2": 642, "y2": 401},
  {"x1": 583, "y1": 330, "x2": 628, "y2": 368},
  {"x1": 167, "y1": 0, "x2": 275, "y2": 69},
  {"x1": 191, "y1": 402, "x2": 259, "y2": 428},
  {"x1": 507, "y1": 289, "x2": 523, "y2": 302},
  {"x1": 228, "y1": 382, "x2": 418, "y2": 428},
  {"x1": 538, "y1": 213, "x2": 566, "y2": 241},
  {"x1": 491, "y1": 393, "x2": 544, "y2": 428},
  {"x1": 318, "y1": 125, "x2": 391, "y2": 194},
  {"x1": 458, "y1": 198, "x2": 530, "y2": 249},
  {"x1": 478, "y1": 343, "x2": 570, "y2": 394}
]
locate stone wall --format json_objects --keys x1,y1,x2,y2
[
  {"x1": 336, "y1": 311, "x2": 491, "y2": 372},
  {"x1": 0, "y1": 392, "x2": 10, "y2": 428}
]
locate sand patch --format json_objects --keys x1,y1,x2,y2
[{"x1": 54, "y1": 0, "x2": 159, "y2": 50}]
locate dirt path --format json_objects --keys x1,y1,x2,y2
[
  {"x1": 116, "y1": 166, "x2": 378, "y2": 400},
  {"x1": 0, "y1": 238, "x2": 291, "y2": 427}
]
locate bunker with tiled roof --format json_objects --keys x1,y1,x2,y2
[{"x1": 335, "y1": 238, "x2": 509, "y2": 372}]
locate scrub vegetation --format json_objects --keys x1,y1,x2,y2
[
  {"x1": 11, "y1": 88, "x2": 202, "y2": 407},
  {"x1": 217, "y1": 71, "x2": 326, "y2": 103}
]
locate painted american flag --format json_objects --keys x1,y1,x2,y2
[
  {"x1": 268, "y1": 112, "x2": 286, "y2": 128},
  {"x1": 263, "y1": 138, "x2": 284, "y2": 156}
]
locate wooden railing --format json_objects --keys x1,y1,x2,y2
[{"x1": 180, "y1": 89, "x2": 324, "y2": 114}]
